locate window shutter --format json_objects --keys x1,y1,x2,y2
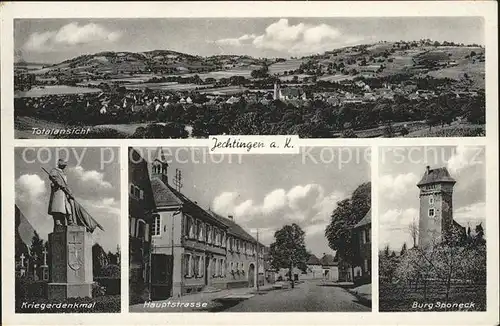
[
  {"x1": 130, "y1": 218, "x2": 136, "y2": 237},
  {"x1": 144, "y1": 224, "x2": 150, "y2": 242}
]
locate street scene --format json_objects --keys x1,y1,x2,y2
[
  {"x1": 129, "y1": 146, "x2": 371, "y2": 312},
  {"x1": 14, "y1": 17, "x2": 484, "y2": 139},
  {"x1": 14, "y1": 147, "x2": 121, "y2": 313},
  {"x1": 378, "y1": 146, "x2": 486, "y2": 311}
]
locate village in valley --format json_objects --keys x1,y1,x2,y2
[
  {"x1": 129, "y1": 147, "x2": 371, "y2": 312},
  {"x1": 15, "y1": 25, "x2": 485, "y2": 139}
]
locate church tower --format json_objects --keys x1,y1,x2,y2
[
  {"x1": 273, "y1": 81, "x2": 282, "y2": 101},
  {"x1": 151, "y1": 147, "x2": 169, "y2": 185},
  {"x1": 417, "y1": 166, "x2": 456, "y2": 248}
]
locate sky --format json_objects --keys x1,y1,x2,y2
[
  {"x1": 15, "y1": 147, "x2": 121, "y2": 252},
  {"x1": 137, "y1": 146, "x2": 370, "y2": 258},
  {"x1": 15, "y1": 17, "x2": 484, "y2": 63},
  {"x1": 379, "y1": 145, "x2": 486, "y2": 252}
]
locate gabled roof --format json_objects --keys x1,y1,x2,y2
[
  {"x1": 150, "y1": 178, "x2": 183, "y2": 207},
  {"x1": 417, "y1": 167, "x2": 456, "y2": 187},
  {"x1": 15, "y1": 205, "x2": 36, "y2": 249},
  {"x1": 320, "y1": 253, "x2": 337, "y2": 266},
  {"x1": 307, "y1": 254, "x2": 321, "y2": 265},
  {"x1": 208, "y1": 211, "x2": 259, "y2": 244},
  {"x1": 151, "y1": 177, "x2": 226, "y2": 227},
  {"x1": 353, "y1": 209, "x2": 371, "y2": 229}
]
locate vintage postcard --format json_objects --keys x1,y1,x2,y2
[{"x1": 1, "y1": 1, "x2": 498, "y2": 326}]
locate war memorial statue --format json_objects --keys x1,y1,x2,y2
[{"x1": 42, "y1": 159, "x2": 104, "y2": 299}]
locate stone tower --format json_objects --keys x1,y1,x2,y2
[
  {"x1": 417, "y1": 166, "x2": 456, "y2": 248},
  {"x1": 273, "y1": 81, "x2": 282, "y2": 101},
  {"x1": 151, "y1": 147, "x2": 169, "y2": 185}
]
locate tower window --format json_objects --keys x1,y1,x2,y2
[
  {"x1": 428, "y1": 208, "x2": 435, "y2": 217},
  {"x1": 429, "y1": 196, "x2": 434, "y2": 205}
]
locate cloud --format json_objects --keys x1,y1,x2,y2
[
  {"x1": 262, "y1": 189, "x2": 287, "y2": 214},
  {"x1": 380, "y1": 208, "x2": 418, "y2": 251},
  {"x1": 212, "y1": 184, "x2": 344, "y2": 231},
  {"x1": 379, "y1": 172, "x2": 419, "y2": 200},
  {"x1": 69, "y1": 166, "x2": 112, "y2": 190},
  {"x1": 16, "y1": 174, "x2": 46, "y2": 203},
  {"x1": 215, "y1": 19, "x2": 362, "y2": 55},
  {"x1": 454, "y1": 202, "x2": 486, "y2": 224},
  {"x1": 447, "y1": 146, "x2": 484, "y2": 175},
  {"x1": 215, "y1": 34, "x2": 257, "y2": 47},
  {"x1": 23, "y1": 22, "x2": 122, "y2": 52},
  {"x1": 212, "y1": 192, "x2": 240, "y2": 216},
  {"x1": 380, "y1": 208, "x2": 418, "y2": 226}
]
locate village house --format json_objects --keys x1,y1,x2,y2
[
  {"x1": 352, "y1": 209, "x2": 371, "y2": 284},
  {"x1": 129, "y1": 147, "x2": 157, "y2": 302},
  {"x1": 130, "y1": 148, "x2": 271, "y2": 300},
  {"x1": 319, "y1": 253, "x2": 339, "y2": 282}
]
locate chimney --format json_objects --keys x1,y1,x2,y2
[
  {"x1": 426, "y1": 165, "x2": 430, "y2": 173},
  {"x1": 228, "y1": 215, "x2": 234, "y2": 221}
]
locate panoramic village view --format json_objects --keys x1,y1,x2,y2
[
  {"x1": 14, "y1": 17, "x2": 485, "y2": 139},
  {"x1": 378, "y1": 146, "x2": 486, "y2": 311},
  {"x1": 129, "y1": 147, "x2": 371, "y2": 312}
]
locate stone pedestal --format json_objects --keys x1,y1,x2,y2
[{"x1": 48, "y1": 225, "x2": 93, "y2": 299}]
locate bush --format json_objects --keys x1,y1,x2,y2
[
  {"x1": 341, "y1": 129, "x2": 358, "y2": 138},
  {"x1": 95, "y1": 277, "x2": 120, "y2": 295},
  {"x1": 92, "y1": 282, "x2": 106, "y2": 297},
  {"x1": 15, "y1": 295, "x2": 121, "y2": 313},
  {"x1": 16, "y1": 277, "x2": 47, "y2": 299}
]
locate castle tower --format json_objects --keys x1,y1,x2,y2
[
  {"x1": 417, "y1": 166, "x2": 456, "y2": 248},
  {"x1": 151, "y1": 147, "x2": 169, "y2": 185}
]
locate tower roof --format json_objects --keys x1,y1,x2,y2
[{"x1": 417, "y1": 166, "x2": 456, "y2": 187}]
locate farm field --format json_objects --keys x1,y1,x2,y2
[
  {"x1": 124, "y1": 82, "x2": 214, "y2": 91},
  {"x1": 318, "y1": 74, "x2": 356, "y2": 82},
  {"x1": 200, "y1": 86, "x2": 248, "y2": 95},
  {"x1": 407, "y1": 123, "x2": 485, "y2": 137},
  {"x1": 268, "y1": 59, "x2": 304, "y2": 74},
  {"x1": 14, "y1": 85, "x2": 101, "y2": 98}
]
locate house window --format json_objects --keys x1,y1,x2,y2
[
  {"x1": 206, "y1": 225, "x2": 211, "y2": 243},
  {"x1": 197, "y1": 221, "x2": 204, "y2": 241},
  {"x1": 429, "y1": 196, "x2": 434, "y2": 205},
  {"x1": 189, "y1": 218, "x2": 195, "y2": 238},
  {"x1": 191, "y1": 255, "x2": 197, "y2": 277},
  {"x1": 219, "y1": 259, "x2": 224, "y2": 277},
  {"x1": 428, "y1": 208, "x2": 435, "y2": 217},
  {"x1": 211, "y1": 258, "x2": 216, "y2": 277},
  {"x1": 184, "y1": 216, "x2": 191, "y2": 237},
  {"x1": 364, "y1": 259, "x2": 368, "y2": 273},
  {"x1": 152, "y1": 214, "x2": 161, "y2": 237},
  {"x1": 136, "y1": 219, "x2": 147, "y2": 241},
  {"x1": 366, "y1": 228, "x2": 371, "y2": 243},
  {"x1": 214, "y1": 258, "x2": 219, "y2": 277},
  {"x1": 183, "y1": 254, "x2": 191, "y2": 277},
  {"x1": 198, "y1": 256, "x2": 204, "y2": 277},
  {"x1": 221, "y1": 232, "x2": 226, "y2": 248}
]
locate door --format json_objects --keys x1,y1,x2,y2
[
  {"x1": 151, "y1": 254, "x2": 173, "y2": 300},
  {"x1": 248, "y1": 263, "x2": 255, "y2": 287}
]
